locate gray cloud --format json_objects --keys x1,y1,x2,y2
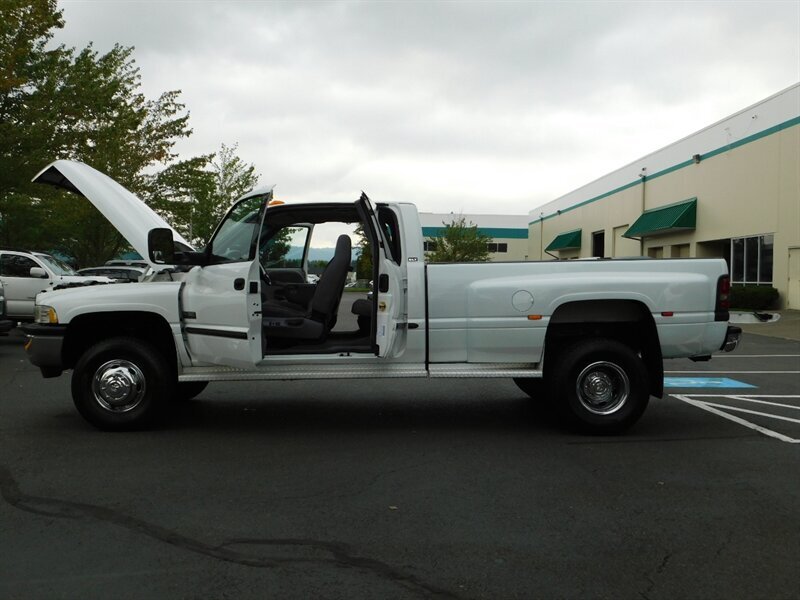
[{"x1": 54, "y1": 0, "x2": 799, "y2": 213}]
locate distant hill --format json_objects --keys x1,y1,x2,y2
[{"x1": 286, "y1": 246, "x2": 333, "y2": 262}]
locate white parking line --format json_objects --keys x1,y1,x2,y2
[
  {"x1": 711, "y1": 355, "x2": 800, "y2": 358},
  {"x1": 724, "y1": 396, "x2": 800, "y2": 410},
  {"x1": 673, "y1": 394, "x2": 800, "y2": 444},
  {"x1": 701, "y1": 402, "x2": 800, "y2": 424}
]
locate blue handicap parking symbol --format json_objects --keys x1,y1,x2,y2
[{"x1": 664, "y1": 377, "x2": 756, "y2": 389}]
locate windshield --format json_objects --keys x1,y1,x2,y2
[
  {"x1": 207, "y1": 195, "x2": 267, "y2": 263},
  {"x1": 36, "y1": 254, "x2": 77, "y2": 275}
]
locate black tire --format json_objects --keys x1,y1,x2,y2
[
  {"x1": 175, "y1": 381, "x2": 209, "y2": 402},
  {"x1": 71, "y1": 337, "x2": 174, "y2": 431},
  {"x1": 514, "y1": 377, "x2": 546, "y2": 399},
  {"x1": 550, "y1": 339, "x2": 649, "y2": 435}
]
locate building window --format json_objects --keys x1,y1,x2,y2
[
  {"x1": 423, "y1": 240, "x2": 437, "y2": 252},
  {"x1": 730, "y1": 234, "x2": 773, "y2": 284},
  {"x1": 671, "y1": 244, "x2": 690, "y2": 258},
  {"x1": 592, "y1": 230, "x2": 605, "y2": 258},
  {"x1": 486, "y1": 242, "x2": 508, "y2": 253}
]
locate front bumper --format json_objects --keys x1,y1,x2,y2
[
  {"x1": 721, "y1": 326, "x2": 742, "y2": 353},
  {"x1": 21, "y1": 323, "x2": 67, "y2": 377}
]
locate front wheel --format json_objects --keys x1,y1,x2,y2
[
  {"x1": 71, "y1": 337, "x2": 174, "y2": 431},
  {"x1": 550, "y1": 339, "x2": 650, "y2": 435}
]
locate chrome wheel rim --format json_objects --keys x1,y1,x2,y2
[
  {"x1": 91, "y1": 360, "x2": 146, "y2": 413},
  {"x1": 575, "y1": 361, "x2": 629, "y2": 415}
]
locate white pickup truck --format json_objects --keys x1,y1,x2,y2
[{"x1": 23, "y1": 160, "x2": 741, "y2": 434}]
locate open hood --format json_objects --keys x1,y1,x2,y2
[{"x1": 33, "y1": 160, "x2": 194, "y2": 265}]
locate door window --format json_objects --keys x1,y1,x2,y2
[
  {"x1": 208, "y1": 196, "x2": 266, "y2": 263},
  {"x1": 377, "y1": 207, "x2": 401, "y2": 264},
  {"x1": 0, "y1": 255, "x2": 39, "y2": 278}
]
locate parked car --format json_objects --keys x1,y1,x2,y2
[
  {"x1": 78, "y1": 266, "x2": 148, "y2": 283},
  {"x1": 0, "y1": 249, "x2": 113, "y2": 321},
  {"x1": 0, "y1": 280, "x2": 14, "y2": 335}
]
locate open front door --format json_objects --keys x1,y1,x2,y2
[
  {"x1": 181, "y1": 193, "x2": 269, "y2": 368},
  {"x1": 30, "y1": 159, "x2": 265, "y2": 369},
  {"x1": 356, "y1": 193, "x2": 406, "y2": 358}
]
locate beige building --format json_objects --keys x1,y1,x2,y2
[
  {"x1": 528, "y1": 84, "x2": 800, "y2": 309},
  {"x1": 419, "y1": 212, "x2": 529, "y2": 261}
]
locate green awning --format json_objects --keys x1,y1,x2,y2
[
  {"x1": 545, "y1": 229, "x2": 582, "y2": 252},
  {"x1": 624, "y1": 198, "x2": 697, "y2": 239}
]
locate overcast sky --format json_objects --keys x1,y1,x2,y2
[{"x1": 53, "y1": 0, "x2": 799, "y2": 216}]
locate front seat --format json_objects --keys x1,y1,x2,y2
[{"x1": 262, "y1": 234, "x2": 351, "y2": 340}]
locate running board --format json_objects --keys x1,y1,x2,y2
[
  {"x1": 178, "y1": 363, "x2": 428, "y2": 382},
  {"x1": 179, "y1": 362, "x2": 542, "y2": 382},
  {"x1": 428, "y1": 364, "x2": 542, "y2": 378}
]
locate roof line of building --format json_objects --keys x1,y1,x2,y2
[
  {"x1": 528, "y1": 114, "x2": 800, "y2": 226},
  {"x1": 421, "y1": 226, "x2": 529, "y2": 239}
]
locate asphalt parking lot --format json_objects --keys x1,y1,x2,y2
[{"x1": 1, "y1": 320, "x2": 798, "y2": 599}]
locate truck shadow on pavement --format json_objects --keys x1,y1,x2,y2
[{"x1": 164, "y1": 390, "x2": 568, "y2": 435}]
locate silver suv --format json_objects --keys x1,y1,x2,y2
[
  {"x1": 0, "y1": 250, "x2": 112, "y2": 322},
  {"x1": 0, "y1": 280, "x2": 13, "y2": 334}
]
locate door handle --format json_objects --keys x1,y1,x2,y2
[{"x1": 234, "y1": 278, "x2": 245, "y2": 290}]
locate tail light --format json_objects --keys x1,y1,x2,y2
[{"x1": 715, "y1": 275, "x2": 730, "y2": 321}]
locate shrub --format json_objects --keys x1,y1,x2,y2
[{"x1": 729, "y1": 285, "x2": 779, "y2": 310}]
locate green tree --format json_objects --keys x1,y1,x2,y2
[
  {"x1": 0, "y1": 0, "x2": 193, "y2": 265},
  {"x1": 262, "y1": 228, "x2": 297, "y2": 267},
  {"x1": 353, "y1": 223, "x2": 373, "y2": 279},
  {"x1": 149, "y1": 143, "x2": 258, "y2": 248},
  {"x1": 202, "y1": 143, "x2": 259, "y2": 246},
  {"x1": 149, "y1": 154, "x2": 215, "y2": 245},
  {"x1": 0, "y1": 0, "x2": 65, "y2": 248},
  {"x1": 427, "y1": 216, "x2": 491, "y2": 263}
]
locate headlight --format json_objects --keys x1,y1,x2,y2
[{"x1": 34, "y1": 304, "x2": 59, "y2": 324}]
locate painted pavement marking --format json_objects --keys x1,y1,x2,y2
[
  {"x1": 664, "y1": 377, "x2": 755, "y2": 389},
  {"x1": 673, "y1": 394, "x2": 800, "y2": 444},
  {"x1": 665, "y1": 370, "x2": 800, "y2": 374}
]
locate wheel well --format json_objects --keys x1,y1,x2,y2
[
  {"x1": 544, "y1": 300, "x2": 663, "y2": 398},
  {"x1": 62, "y1": 312, "x2": 176, "y2": 370}
]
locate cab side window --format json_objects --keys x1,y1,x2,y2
[
  {"x1": 377, "y1": 207, "x2": 401, "y2": 265},
  {"x1": 0, "y1": 255, "x2": 38, "y2": 278},
  {"x1": 261, "y1": 226, "x2": 310, "y2": 269}
]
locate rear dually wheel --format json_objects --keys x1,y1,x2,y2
[{"x1": 550, "y1": 338, "x2": 650, "y2": 434}]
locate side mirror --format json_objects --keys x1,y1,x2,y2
[
  {"x1": 30, "y1": 267, "x2": 48, "y2": 278},
  {"x1": 147, "y1": 228, "x2": 175, "y2": 264}
]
